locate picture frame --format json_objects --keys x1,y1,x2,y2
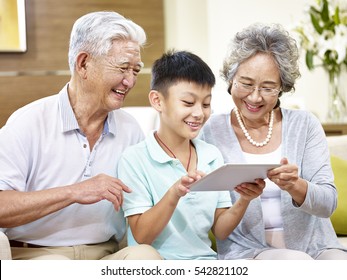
[{"x1": 0, "y1": 0, "x2": 27, "y2": 52}]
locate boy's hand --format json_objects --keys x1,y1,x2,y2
[
  {"x1": 234, "y1": 178, "x2": 265, "y2": 201},
  {"x1": 173, "y1": 170, "x2": 205, "y2": 198}
]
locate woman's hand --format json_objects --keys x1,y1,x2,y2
[
  {"x1": 267, "y1": 157, "x2": 299, "y2": 191},
  {"x1": 267, "y1": 157, "x2": 308, "y2": 205}
]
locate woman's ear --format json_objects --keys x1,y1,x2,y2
[
  {"x1": 148, "y1": 90, "x2": 163, "y2": 112},
  {"x1": 228, "y1": 82, "x2": 232, "y2": 95}
]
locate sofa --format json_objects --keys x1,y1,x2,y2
[
  {"x1": 1, "y1": 107, "x2": 346, "y2": 259},
  {"x1": 326, "y1": 135, "x2": 347, "y2": 247}
]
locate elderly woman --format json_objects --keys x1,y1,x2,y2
[{"x1": 199, "y1": 23, "x2": 347, "y2": 260}]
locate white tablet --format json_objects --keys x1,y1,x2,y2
[{"x1": 190, "y1": 163, "x2": 281, "y2": 191}]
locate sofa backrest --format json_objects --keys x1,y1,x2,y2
[
  {"x1": 122, "y1": 106, "x2": 159, "y2": 136},
  {"x1": 326, "y1": 135, "x2": 347, "y2": 161}
]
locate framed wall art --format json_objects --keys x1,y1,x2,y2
[{"x1": 0, "y1": 0, "x2": 26, "y2": 52}]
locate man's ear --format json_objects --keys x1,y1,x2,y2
[
  {"x1": 148, "y1": 90, "x2": 163, "y2": 112},
  {"x1": 75, "y1": 52, "x2": 89, "y2": 78}
]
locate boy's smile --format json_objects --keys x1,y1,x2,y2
[{"x1": 159, "y1": 81, "x2": 212, "y2": 141}]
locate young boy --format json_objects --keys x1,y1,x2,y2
[{"x1": 117, "y1": 50, "x2": 264, "y2": 259}]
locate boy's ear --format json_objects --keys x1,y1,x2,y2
[{"x1": 148, "y1": 90, "x2": 163, "y2": 112}]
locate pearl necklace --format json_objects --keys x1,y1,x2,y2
[
  {"x1": 234, "y1": 108, "x2": 274, "y2": 147},
  {"x1": 154, "y1": 132, "x2": 192, "y2": 171}
]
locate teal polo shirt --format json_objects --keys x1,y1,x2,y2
[{"x1": 118, "y1": 132, "x2": 232, "y2": 259}]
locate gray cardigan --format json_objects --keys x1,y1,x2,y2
[{"x1": 200, "y1": 108, "x2": 346, "y2": 259}]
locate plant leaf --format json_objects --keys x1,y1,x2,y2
[
  {"x1": 333, "y1": 6, "x2": 340, "y2": 25},
  {"x1": 306, "y1": 51, "x2": 314, "y2": 70},
  {"x1": 310, "y1": 12, "x2": 323, "y2": 34},
  {"x1": 321, "y1": 0, "x2": 330, "y2": 22}
]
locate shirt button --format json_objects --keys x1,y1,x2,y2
[{"x1": 83, "y1": 144, "x2": 87, "y2": 148}]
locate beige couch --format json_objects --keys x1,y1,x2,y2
[
  {"x1": 1, "y1": 108, "x2": 346, "y2": 259},
  {"x1": 0, "y1": 231, "x2": 11, "y2": 259}
]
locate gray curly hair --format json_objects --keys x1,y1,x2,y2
[{"x1": 221, "y1": 23, "x2": 300, "y2": 108}]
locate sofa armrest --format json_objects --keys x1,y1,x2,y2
[
  {"x1": 0, "y1": 231, "x2": 12, "y2": 260},
  {"x1": 338, "y1": 237, "x2": 347, "y2": 248},
  {"x1": 327, "y1": 135, "x2": 347, "y2": 238}
]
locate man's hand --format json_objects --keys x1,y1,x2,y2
[{"x1": 71, "y1": 174, "x2": 132, "y2": 211}]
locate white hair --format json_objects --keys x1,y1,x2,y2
[{"x1": 68, "y1": 11, "x2": 146, "y2": 73}]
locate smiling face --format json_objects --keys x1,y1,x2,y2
[
  {"x1": 86, "y1": 40, "x2": 143, "y2": 111},
  {"x1": 230, "y1": 53, "x2": 281, "y2": 122},
  {"x1": 157, "y1": 81, "x2": 212, "y2": 141}
]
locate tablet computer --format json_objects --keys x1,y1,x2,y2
[{"x1": 190, "y1": 163, "x2": 280, "y2": 191}]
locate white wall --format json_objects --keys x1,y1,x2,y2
[{"x1": 164, "y1": 0, "x2": 337, "y2": 121}]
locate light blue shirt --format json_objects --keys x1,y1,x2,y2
[
  {"x1": 118, "y1": 132, "x2": 232, "y2": 260},
  {"x1": 0, "y1": 84, "x2": 144, "y2": 246}
]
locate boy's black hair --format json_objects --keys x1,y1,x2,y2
[{"x1": 150, "y1": 49, "x2": 215, "y2": 95}]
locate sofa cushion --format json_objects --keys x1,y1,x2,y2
[
  {"x1": 208, "y1": 230, "x2": 216, "y2": 252},
  {"x1": 330, "y1": 155, "x2": 347, "y2": 235}
]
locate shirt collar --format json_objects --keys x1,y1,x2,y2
[
  {"x1": 146, "y1": 132, "x2": 173, "y2": 164},
  {"x1": 58, "y1": 84, "x2": 115, "y2": 135},
  {"x1": 146, "y1": 131, "x2": 219, "y2": 167}
]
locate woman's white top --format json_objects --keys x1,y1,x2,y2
[{"x1": 243, "y1": 145, "x2": 283, "y2": 231}]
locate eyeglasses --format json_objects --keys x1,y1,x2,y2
[{"x1": 233, "y1": 81, "x2": 281, "y2": 97}]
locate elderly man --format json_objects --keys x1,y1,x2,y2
[{"x1": 0, "y1": 11, "x2": 161, "y2": 260}]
